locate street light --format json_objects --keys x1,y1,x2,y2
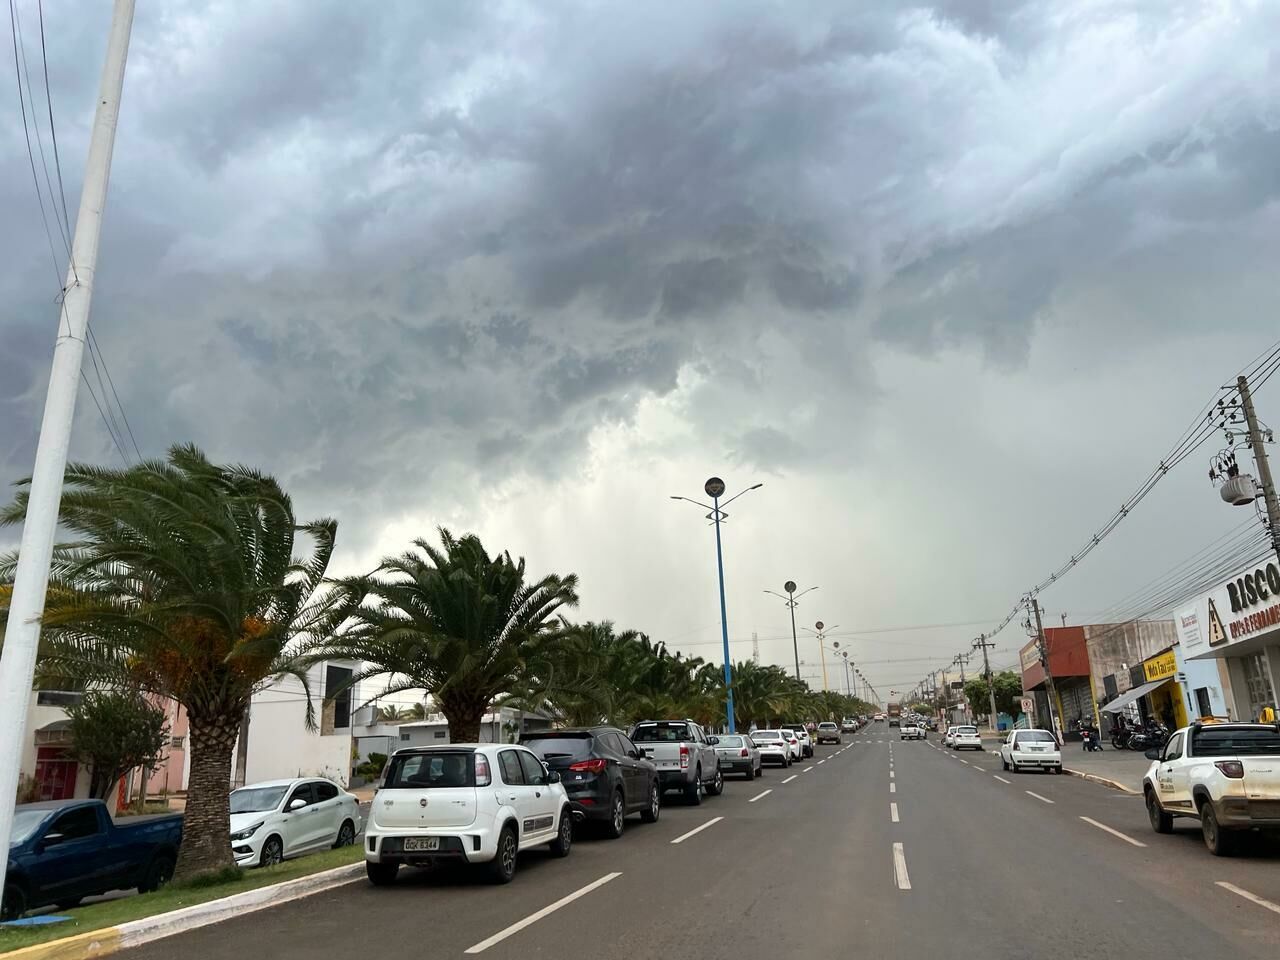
[
  {"x1": 670, "y1": 478, "x2": 763, "y2": 734},
  {"x1": 803, "y1": 621, "x2": 838, "y2": 691},
  {"x1": 763, "y1": 581, "x2": 818, "y2": 680}
]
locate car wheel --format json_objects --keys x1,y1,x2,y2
[
  {"x1": 1201, "y1": 803, "x2": 1236, "y2": 857},
  {"x1": 550, "y1": 808, "x2": 573, "y2": 857},
  {"x1": 686, "y1": 768, "x2": 703, "y2": 805},
  {"x1": 365, "y1": 861, "x2": 399, "y2": 886},
  {"x1": 1, "y1": 882, "x2": 28, "y2": 922},
  {"x1": 1001, "y1": 757, "x2": 1009, "y2": 770},
  {"x1": 1054, "y1": 766, "x2": 1063, "y2": 775},
  {"x1": 707, "y1": 768, "x2": 724, "y2": 797},
  {"x1": 259, "y1": 835, "x2": 284, "y2": 868},
  {"x1": 1146, "y1": 788, "x2": 1173, "y2": 834},
  {"x1": 139, "y1": 852, "x2": 175, "y2": 893},
  {"x1": 333, "y1": 819, "x2": 356, "y2": 848},
  {"x1": 605, "y1": 790, "x2": 626, "y2": 839},
  {"x1": 640, "y1": 781, "x2": 661, "y2": 823},
  {"x1": 488, "y1": 825, "x2": 519, "y2": 883}
]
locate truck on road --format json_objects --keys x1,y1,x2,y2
[
  {"x1": 629, "y1": 720, "x2": 723, "y2": 805},
  {"x1": 4, "y1": 799, "x2": 183, "y2": 920},
  {"x1": 887, "y1": 703, "x2": 902, "y2": 727}
]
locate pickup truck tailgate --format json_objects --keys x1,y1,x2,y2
[
  {"x1": 636, "y1": 744, "x2": 682, "y2": 770},
  {"x1": 1243, "y1": 758, "x2": 1280, "y2": 816}
]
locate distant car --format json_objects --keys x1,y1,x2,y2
[
  {"x1": 714, "y1": 734, "x2": 763, "y2": 779},
  {"x1": 521, "y1": 726, "x2": 661, "y2": 836},
  {"x1": 840, "y1": 720, "x2": 855, "y2": 733},
  {"x1": 900, "y1": 722, "x2": 924, "y2": 740},
  {"x1": 943, "y1": 725, "x2": 958, "y2": 748},
  {"x1": 816, "y1": 722, "x2": 841, "y2": 745},
  {"x1": 874, "y1": 713, "x2": 885, "y2": 722},
  {"x1": 751, "y1": 730, "x2": 793, "y2": 767},
  {"x1": 950, "y1": 726, "x2": 983, "y2": 751},
  {"x1": 364, "y1": 744, "x2": 574, "y2": 885},
  {"x1": 1000, "y1": 729, "x2": 1062, "y2": 774},
  {"x1": 788, "y1": 726, "x2": 814, "y2": 758},
  {"x1": 230, "y1": 777, "x2": 361, "y2": 869},
  {"x1": 779, "y1": 728, "x2": 803, "y2": 761}
]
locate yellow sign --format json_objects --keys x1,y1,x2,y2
[{"x1": 1143, "y1": 651, "x2": 1178, "y2": 683}]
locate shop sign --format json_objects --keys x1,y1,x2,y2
[
  {"x1": 1142, "y1": 651, "x2": 1178, "y2": 683},
  {"x1": 1179, "y1": 558, "x2": 1280, "y2": 659}
]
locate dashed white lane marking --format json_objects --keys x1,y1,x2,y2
[
  {"x1": 670, "y1": 817, "x2": 723, "y2": 845},
  {"x1": 890, "y1": 802, "x2": 900, "y2": 823},
  {"x1": 818, "y1": 759, "x2": 826, "y2": 765},
  {"x1": 1025, "y1": 791, "x2": 1054, "y2": 804},
  {"x1": 748, "y1": 789, "x2": 772, "y2": 803},
  {"x1": 782, "y1": 774, "x2": 798, "y2": 784},
  {"x1": 1216, "y1": 881, "x2": 1280, "y2": 916},
  {"x1": 803, "y1": 765, "x2": 814, "y2": 773},
  {"x1": 958, "y1": 758, "x2": 970, "y2": 764},
  {"x1": 890, "y1": 770, "x2": 895, "y2": 779},
  {"x1": 993, "y1": 775, "x2": 1011, "y2": 784},
  {"x1": 893, "y1": 842, "x2": 912, "y2": 890},
  {"x1": 1079, "y1": 816, "x2": 1147, "y2": 847},
  {"x1": 890, "y1": 782, "x2": 897, "y2": 794},
  {"x1": 465, "y1": 872, "x2": 621, "y2": 953}
]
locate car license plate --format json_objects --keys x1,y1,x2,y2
[{"x1": 403, "y1": 837, "x2": 441, "y2": 852}]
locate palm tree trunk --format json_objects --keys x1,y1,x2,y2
[
  {"x1": 439, "y1": 692, "x2": 489, "y2": 743},
  {"x1": 175, "y1": 713, "x2": 240, "y2": 879}
]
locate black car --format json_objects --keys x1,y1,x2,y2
[{"x1": 520, "y1": 727, "x2": 661, "y2": 838}]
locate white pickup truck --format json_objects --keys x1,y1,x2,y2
[
  {"x1": 629, "y1": 720, "x2": 723, "y2": 805},
  {"x1": 1142, "y1": 721, "x2": 1280, "y2": 855}
]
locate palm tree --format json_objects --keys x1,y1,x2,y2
[
  {"x1": 0, "y1": 445, "x2": 338, "y2": 879},
  {"x1": 318, "y1": 529, "x2": 578, "y2": 742}
]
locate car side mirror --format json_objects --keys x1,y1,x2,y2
[
  {"x1": 545, "y1": 771, "x2": 561, "y2": 785},
  {"x1": 287, "y1": 798, "x2": 307, "y2": 811},
  {"x1": 40, "y1": 831, "x2": 66, "y2": 849},
  {"x1": 708, "y1": 736, "x2": 719, "y2": 745},
  {"x1": 631, "y1": 749, "x2": 645, "y2": 759},
  {"x1": 1144, "y1": 747, "x2": 1163, "y2": 761}
]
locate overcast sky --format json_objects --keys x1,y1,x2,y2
[{"x1": 4, "y1": 0, "x2": 1280, "y2": 702}]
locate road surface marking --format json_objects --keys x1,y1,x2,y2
[
  {"x1": 1215, "y1": 881, "x2": 1280, "y2": 916},
  {"x1": 818, "y1": 759, "x2": 826, "y2": 765},
  {"x1": 803, "y1": 765, "x2": 814, "y2": 772},
  {"x1": 890, "y1": 782, "x2": 897, "y2": 794},
  {"x1": 1025, "y1": 791, "x2": 1054, "y2": 804},
  {"x1": 890, "y1": 770, "x2": 895, "y2": 778},
  {"x1": 670, "y1": 817, "x2": 724, "y2": 845},
  {"x1": 748, "y1": 789, "x2": 772, "y2": 803},
  {"x1": 782, "y1": 774, "x2": 798, "y2": 784},
  {"x1": 1079, "y1": 816, "x2": 1147, "y2": 847},
  {"x1": 892, "y1": 842, "x2": 911, "y2": 890},
  {"x1": 958, "y1": 758, "x2": 970, "y2": 764},
  {"x1": 890, "y1": 802, "x2": 900, "y2": 823},
  {"x1": 465, "y1": 872, "x2": 621, "y2": 953},
  {"x1": 993, "y1": 775, "x2": 1011, "y2": 784}
]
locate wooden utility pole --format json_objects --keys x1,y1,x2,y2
[
  {"x1": 1030, "y1": 597, "x2": 1063, "y2": 742},
  {"x1": 1238, "y1": 374, "x2": 1280, "y2": 560},
  {"x1": 974, "y1": 634, "x2": 999, "y2": 732}
]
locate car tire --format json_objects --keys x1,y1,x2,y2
[
  {"x1": 333, "y1": 819, "x2": 356, "y2": 849},
  {"x1": 1001, "y1": 757, "x2": 1009, "y2": 770},
  {"x1": 549, "y1": 808, "x2": 573, "y2": 857},
  {"x1": 1054, "y1": 766, "x2": 1063, "y2": 775},
  {"x1": 1, "y1": 882, "x2": 28, "y2": 922},
  {"x1": 488, "y1": 825, "x2": 519, "y2": 883},
  {"x1": 365, "y1": 860, "x2": 399, "y2": 886},
  {"x1": 707, "y1": 767, "x2": 724, "y2": 797},
  {"x1": 640, "y1": 780, "x2": 661, "y2": 823},
  {"x1": 686, "y1": 768, "x2": 703, "y2": 805},
  {"x1": 1146, "y1": 788, "x2": 1173, "y2": 834},
  {"x1": 1201, "y1": 803, "x2": 1236, "y2": 857},
  {"x1": 259, "y1": 835, "x2": 284, "y2": 868},
  {"x1": 138, "y1": 852, "x2": 175, "y2": 893},
  {"x1": 605, "y1": 790, "x2": 626, "y2": 839}
]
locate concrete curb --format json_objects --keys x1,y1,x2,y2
[
  {"x1": 3, "y1": 862, "x2": 364, "y2": 960},
  {"x1": 1063, "y1": 767, "x2": 1140, "y2": 795}
]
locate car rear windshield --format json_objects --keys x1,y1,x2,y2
[
  {"x1": 718, "y1": 735, "x2": 745, "y2": 747},
  {"x1": 521, "y1": 734, "x2": 594, "y2": 761},
  {"x1": 383, "y1": 751, "x2": 476, "y2": 788},
  {"x1": 818, "y1": 723, "x2": 838, "y2": 730},
  {"x1": 632, "y1": 722, "x2": 692, "y2": 742},
  {"x1": 754, "y1": 730, "x2": 782, "y2": 740},
  {"x1": 1017, "y1": 731, "x2": 1055, "y2": 742},
  {"x1": 1192, "y1": 727, "x2": 1280, "y2": 757},
  {"x1": 956, "y1": 727, "x2": 979, "y2": 735}
]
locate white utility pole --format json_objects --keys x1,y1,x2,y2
[{"x1": 0, "y1": 0, "x2": 135, "y2": 898}]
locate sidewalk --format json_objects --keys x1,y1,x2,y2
[{"x1": 1059, "y1": 747, "x2": 1151, "y2": 793}]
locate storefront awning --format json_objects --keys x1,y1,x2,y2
[{"x1": 1101, "y1": 678, "x2": 1168, "y2": 713}]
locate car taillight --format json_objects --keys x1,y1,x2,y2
[
  {"x1": 1215, "y1": 760, "x2": 1245, "y2": 779},
  {"x1": 679, "y1": 744, "x2": 690, "y2": 768},
  {"x1": 740, "y1": 748, "x2": 750, "y2": 757},
  {"x1": 568, "y1": 758, "x2": 608, "y2": 774},
  {"x1": 474, "y1": 754, "x2": 492, "y2": 786}
]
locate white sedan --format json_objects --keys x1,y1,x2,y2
[
  {"x1": 230, "y1": 777, "x2": 362, "y2": 867},
  {"x1": 1000, "y1": 729, "x2": 1063, "y2": 774},
  {"x1": 750, "y1": 730, "x2": 793, "y2": 767},
  {"x1": 951, "y1": 726, "x2": 983, "y2": 751}
]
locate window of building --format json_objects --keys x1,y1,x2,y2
[
  {"x1": 1242, "y1": 652, "x2": 1276, "y2": 721},
  {"x1": 325, "y1": 665, "x2": 353, "y2": 730},
  {"x1": 434, "y1": 730, "x2": 447, "y2": 739},
  {"x1": 1194, "y1": 687, "x2": 1213, "y2": 718}
]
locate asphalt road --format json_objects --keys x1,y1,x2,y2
[{"x1": 119, "y1": 727, "x2": 1280, "y2": 959}]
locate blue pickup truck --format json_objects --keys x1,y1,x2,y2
[{"x1": 4, "y1": 799, "x2": 182, "y2": 920}]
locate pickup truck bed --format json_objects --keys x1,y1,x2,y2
[{"x1": 4, "y1": 799, "x2": 183, "y2": 920}]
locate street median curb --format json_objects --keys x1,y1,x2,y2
[
  {"x1": 1063, "y1": 767, "x2": 1140, "y2": 795},
  {"x1": 3, "y1": 862, "x2": 364, "y2": 960}
]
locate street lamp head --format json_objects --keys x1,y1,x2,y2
[
  {"x1": 704, "y1": 476, "x2": 726, "y2": 498},
  {"x1": 832, "y1": 641, "x2": 839, "y2": 648},
  {"x1": 815, "y1": 621, "x2": 824, "y2": 631},
  {"x1": 784, "y1": 580, "x2": 797, "y2": 594}
]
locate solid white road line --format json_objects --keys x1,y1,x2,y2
[
  {"x1": 1025, "y1": 791, "x2": 1054, "y2": 804},
  {"x1": 1079, "y1": 816, "x2": 1147, "y2": 847},
  {"x1": 803, "y1": 765, "x2": 814, "y2": 772},
  {"x1": 893, "y1": 842, "x2": 912, "y2": 890},
  {"x1": 1215, "y1": 881, "x2": 1280, "y2": 916},
  {"x1": 993, "y1": 775, "x2": 1011, "y2": 784},
  {"x1": 782, "y1": 774, "x2": 798, "y2": 784},
  {"x1": 748, "y1": 789, "x2": 772, "y2": 803},
  {"x1": 465, "y1": 872, "x2": 621, "y2": 953},
  {"x1": 670, "y1": 817, "x2": 724, "y2": 845},
  {"x1": 890, "y1": 802, "x2": 900, "y2": 823},
  {"x1": 890, "y1": 782, "x2": 897, "y2": 794}
]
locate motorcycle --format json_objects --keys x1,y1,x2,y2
[
  {"x1": 1126, "y1": 723, "x2": 1170, "y2": 752},
  {"x1": 1081, "y1": 725, "x2": 1102, "y2": 751},
  {"x1": 1110, "y1": 726, "x2": 1133, "y2": 750}
]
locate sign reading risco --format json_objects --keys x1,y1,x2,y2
[{"x1": 1224, "y1": 560, "x2": 1280, "y2": 640}]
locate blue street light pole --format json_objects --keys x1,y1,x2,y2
[{"x1": 671, "y1": 478, "x2": 763, "y2": 735}]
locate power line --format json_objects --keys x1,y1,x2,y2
[
  {"x1": 36, "y1": 0, "x2": 71, "y2": 245},
  {"x1": 87, "y1": 326, "x2": 142, "y2": 460}
]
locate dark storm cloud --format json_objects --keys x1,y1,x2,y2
[{"x1": 3, "y1": 0, "x2": 1279, "y2": 550}]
